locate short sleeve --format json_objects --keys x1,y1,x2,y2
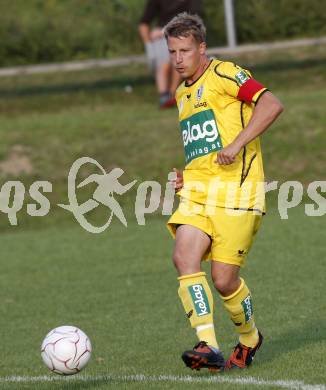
[
  {"x1": 139, "y1": 0, "x2": 159, "y2": 24},
  {"x1": 214, "y1": 61, "x2": 267, "y2": 104}
]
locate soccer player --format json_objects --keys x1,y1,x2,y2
[
  {"x1": 164, "y1": 13, "x2": 283, "y2": 371},
  {"x1": 138, "y1": 0, "x2": 202, "y2": 108}
]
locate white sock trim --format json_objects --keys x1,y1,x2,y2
[{"x1": 196, "y1": 324, "x2": 214, "y2": 332}]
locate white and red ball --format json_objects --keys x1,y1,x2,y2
[{"x1": 41, "y1": 325, "x2": 92, "y2": 375}]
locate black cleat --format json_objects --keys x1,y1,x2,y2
[
  {"x1": 182, "y1": 341, "x2": 225, "y2": 371},
  {"x1": 225, "y1": 330, "x2": 263, "y2": 369}
]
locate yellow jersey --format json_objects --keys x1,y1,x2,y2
[{"x1": 176, "y1": 59, "x2": 268, "y2": 212}]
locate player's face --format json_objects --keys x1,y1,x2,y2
[{"x1": 167, "y1": 35, "x2": 206, "y2": 80}]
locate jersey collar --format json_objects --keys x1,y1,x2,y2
[{"x1": 184, "y1": 59, "x2": 213, "y2": 88}]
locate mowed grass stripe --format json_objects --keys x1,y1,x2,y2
[
  {"x1": 0, "y1": 374, "x2": 325, "y2": 390},
  {"x1": 0, "y1": 48, "x2": 325, "y2": 390},
  {"x1": 0, "y1": 210, "x2": 325, "y2": 389}
]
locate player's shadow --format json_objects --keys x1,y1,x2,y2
[{"x1": 258, "y1": 319, "x2": 326, "y2": 366}]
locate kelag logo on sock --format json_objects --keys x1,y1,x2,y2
[
  {"x1": 189, "y1": 284, "x2": 210, "y2": 316},
  {"x1": 241, "y1": 295, "x2": 253, "y2": 322}
]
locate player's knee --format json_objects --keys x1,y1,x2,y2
[
  {"x1": 212, "y1": 275, "x2": 238, "y2": 297},
  {"x1": 172, "y1": 248, "x2": 200, "y2": 275},
  {"x1": 172, "y1": 248, "x2": 186, "y2": 270}
]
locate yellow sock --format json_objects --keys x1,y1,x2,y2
[
  {"x1": 178, "y1": 272, "x2": 219, "y2": 349},
  {"x1": 196, "y1": 324, "x2": 218, "y2": 348},
  {"x1": 221, "y1": 278, "x2": 259, "y2": 348}
]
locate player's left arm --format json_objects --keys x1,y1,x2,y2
[{"x1": 215, "y1": 91, "x2": 284, "y2": 165}]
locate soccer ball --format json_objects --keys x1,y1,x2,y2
[{"x1": 41, "y1": 325, "x2": 92, "y2": 375}]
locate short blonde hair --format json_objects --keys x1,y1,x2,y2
[{"x1": 164, "y1": 12, "x2": 206, "y2": 44}]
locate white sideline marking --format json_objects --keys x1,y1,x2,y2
[{"x1": 0, "y1": 374, "x2": 325, "y2": 390}]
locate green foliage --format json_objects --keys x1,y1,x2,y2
[
  {"x1": 235, "y1": 0, "x2": 326, "y2": 43},
  {"x1": 0, "y1": 0, "x2": 145, "y2": 66},
  {"x1": 202, "y1": 0, "x2": 226, "y2": 46},
  {"x1": 0, "y1": 0, "x2": 325, "y2": 66}
]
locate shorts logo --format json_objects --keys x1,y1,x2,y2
[
  {"x1": 188, "y1": 284, "x2": 210, "y2": 316},
  {"x1": 180, "y1": 109, "x2": 223, "y2": 164},
  {"x1": 235, "y1": 70, "x2": 250, "y2": 86},
  {"x1": 241, "y1": 295, "x2": 253, "y2": 323}
]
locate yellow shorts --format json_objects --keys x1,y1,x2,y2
[{"x1": 167, "y1": 198, "x2": 262, "y2": 267}]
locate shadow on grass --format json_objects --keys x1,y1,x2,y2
[
  {"x1": 0, "y1": 75, "x2": 153, "y2": 99},
  {"x1": 0, "y1": 56, "x2": 325, "y2": 100},
  {"x1": 245, "y1": 56, "x2": 326, "y2": 73},
  {"x1": 259, "y1": 320, "x2": 326, "y2": 365}
]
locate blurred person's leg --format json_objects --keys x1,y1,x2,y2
[
  {"x1": 170, "y1": 66, "x2": 182, "y2": 96},
  {"x1": 156, "y1": 62, "x2": 176, "y2": 108},
  {"x1": 150, "y1": 29, "x2": 176, "y2": 108},
  {"x1": 156, "y1": 62, "x2": 170, "y2": 95}
]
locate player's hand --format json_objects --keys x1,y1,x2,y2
[
  {"x1": 215, "y1": 142, "x2": 242, "y2": 165},
  {"x1": 150, "y1": 28, "x2": 164, "y2": 40},
  {"x1": 169, "y1": 168, "x2": 184, "y2": 193}
]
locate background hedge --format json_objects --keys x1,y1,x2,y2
[{"x1": 0, "y1": 0, "x2": 325, "y2": 66}]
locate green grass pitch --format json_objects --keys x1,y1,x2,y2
[
  {"x1": 0, "y1": 208, "x2": 325, "y2": 389},
  {"x1": 0, "y1": 45, "x2": 325, "y2": 389}
]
